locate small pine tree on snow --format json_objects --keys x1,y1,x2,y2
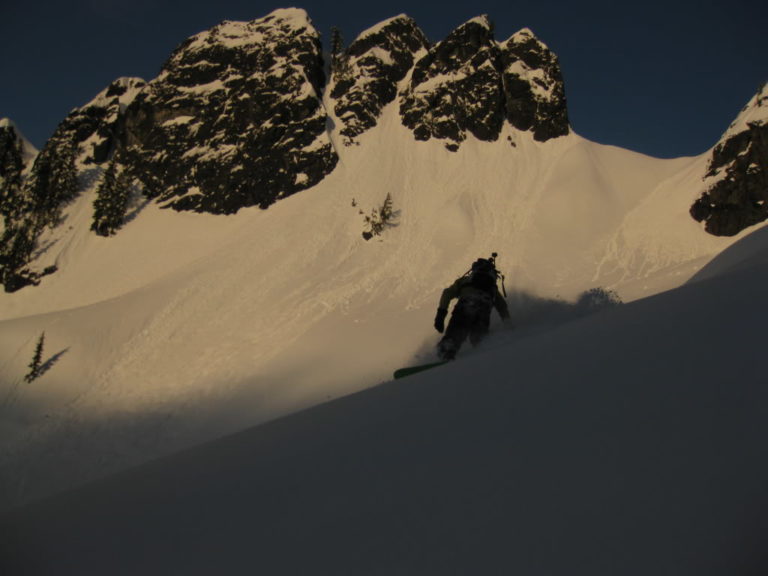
[
  {"x1": 330, "y1": 26, "x2": 352, "y2": 82},
  {"x1": 92, "y1": 155, "x2": 131, "y2": 236},
  {"x1": 330, "y1": 27, "x2": 344, "y2": 73},
  {"x1": 363, "y1": 193, "x2": 397, "y2": 240},
  {"x1": 380, "y1": 193, "x2": 394, "y2": 222},
  {"x1": 25, "y1": 332, "x2": 45, "y2": 383}
]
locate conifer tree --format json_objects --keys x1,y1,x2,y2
[
  {"x1": 24, "y1": 145, "x2": 54, "y2": 211},
  {"x1": 25, "y1": 137, "x2": 79, "y2": 223},
  {"x1": 380, "y1": 192, "x2": 394, "y2": 223},
  {"x1": 330, "y1": 26, "x2": 351, "y2": 80},
  {"x1": 50, "y1": 137, "x2": 79, "y2": 207},
  {"x1": 0, "y1": 137, "x2": 80, "y2": 290},
  {"x1": 363, "y1": 193, "x2": 397, "y2": 240},
  {"x1": 330, "y1": 27, "x2": 344, "y2": 72},
  {"x1": 0, "y1": 128, "x2": 24, "y2": 220},
  {"x1": 0, "y1": 216, "x2": 39, "y2": 291},
  {"x1": 92, "y1": 155, "x2": 131, "y2": 236},
  {"x1": 25, "y1": 332, "x2": 45, "y2": 383}
]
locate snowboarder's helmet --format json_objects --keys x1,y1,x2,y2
[{"x1": 472, "y1": 258, "x2": 495, "y2": 273}]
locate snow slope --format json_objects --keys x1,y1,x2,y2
[
  {"x1": 3, "y1": 222, "x2": 768, "y2": 576},
  {"x1": 0, "y1": 101, "x2": 759, "y2": 511}
]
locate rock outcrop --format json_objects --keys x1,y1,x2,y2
[
  {"x1": 691, "y1": 84, "x2": 768, "y2": 236},
  {"x1": 122, "y1": 8, "x2": 338, "y2": 213},
  {"x1": 500, "y1": 29, "x2": 570, "y2": 142},
  {"x1": 47, "y1": 77, "x2": 146, "y2": 166},
  {"x1": 330, "y1": 15, "x2": 428, "y2": 143},
  {"x1": 399, "y1": 17, "x2": 569, "y2": 151},
  {"x1": 399, "y1": 16, "x2": 506, "y2": 151}
]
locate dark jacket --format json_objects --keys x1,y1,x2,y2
[{"x1": 439, "y1": 276, "x2": 510, "y2": 319}]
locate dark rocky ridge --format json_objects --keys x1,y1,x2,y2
[
  {"x1": 399, "y1": 16, "x2": 506, "y2": 151},
  {"x1": 48, "y1": 78, "x2": 146, "y2": 166},
  {"x1": 690, "y1": 85, "x2": 768, "y2": 236},
  {"x1": 20, "y1": 10, "x2": 572, "y2": 222},
  {"x1": 122, "y1": 8, "x2": 338, "y2": 213},
  {"x1": 331, "y1": 15, "x2": 429, "y2": 144},
  {"x1": 399, "y1": 17, "x2": 570, "y2": 151},
  {"x1": 501, "y1": 29, "x2": 570, "y2": 142}
]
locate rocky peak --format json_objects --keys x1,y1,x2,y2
[
  {"x1": 330, "y1": 15, "x2": 428, "y2": 143},
  {"x1": 500, "y1": 28, "x2": 569, "y2": 141},
  {"x1": 399, "y1": 15, "x2": 505, "y2": 150},
  {"x1": 16, "y1": 10, "x2": 574, "y2": 223},
  {"x1": 122, "y1": 8, "x2": 337, "y2": 213},
  {"x1": 399, "y1": 17, "x2": 569, "y2": 151},
  {"x1": 690, "y1": 84, "x2": 768, "y2": 236},
  {"x1": 61, "y1": 77, "x2": 147, "y2": 164}
]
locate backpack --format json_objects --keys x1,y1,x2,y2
[{"x1": 468, "y1": 258, "x2": 498, "y2": 295}]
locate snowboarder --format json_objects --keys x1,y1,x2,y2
[{"x1": 434, "y1": 255, "x2": 510, "y2": 360}]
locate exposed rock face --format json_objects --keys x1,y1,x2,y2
[
  {"x1": 122, "y1": 8, "x2": 338, "y2": 213},
  {"x1": 690, "y1": 85, "x2": 768, "y2": 236},
  {"x1": 500, "y1": 29, "x2": 570, "y2": 142},
  {"x1": 399, "y1": 17, "x2": 569, "y2": 151},
  {"x1": 399, "y1": 16, "x2": 505, "y2": 151},
  {"x1": 48, "y1": 78, "x2": 146, "y2": 165},
  {"x1": 330, "y1": 15, "x2": 428, "y2": 143}
]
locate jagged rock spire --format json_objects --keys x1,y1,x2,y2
[
  {"x1": 399, "y1": 15, "x2": 505, "y2": 151},
  {"x1": 500, "y1": 28, "x2": 569, "y2": 141},
  {"x1": 331, "y1": 15, "x2": 428, "y2": 144},
  {"x1": 398, "y1": 17, "x2": 569, "y2": 151}
]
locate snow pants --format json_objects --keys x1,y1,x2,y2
[{"x1": 437, "y1": 296, "x2": 492, "y2": 360}]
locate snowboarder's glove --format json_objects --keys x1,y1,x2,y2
[{"x1": 434, "y1": 308, "x2": 448, "y2": 333}]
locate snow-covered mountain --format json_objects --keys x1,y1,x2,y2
[{"x1": 0, "y1": 7, "x2": 765, "y2": 514}]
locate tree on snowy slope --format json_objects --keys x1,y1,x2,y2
[
  {"x1": 0, "y1": 138, "x2": 79, "y2": 291},
  {"x1": 44, "y1": 138, "x2": 79, "y2": 222},
  {"x1": 92, "y1": 154, "x2": 131, "y2": 236},
  {"x1": 24, "y1": 332, "x2": 45, "y2": 383},
  {"x1": 23, "y1": 137, "x2": 79, "y2": 226},
  {"x1": 330, "y1": 26, "x2": 354, "y2": 98},
  {"x1": 0, "y1": 222, "x2": 35, "y2": 290},
  {"x1": 363, "y1": 193, "x2": 398, "y2": 240},
  {"x1": 330, "y1": 27, "x2": 345, "y2": 74},
  {"x1": 0, "y1": 127, "x2": 24, "y2": 220}
]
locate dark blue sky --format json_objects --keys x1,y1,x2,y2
[{"x1": 1, "y1": 0, "x2": 765, "y2": 157}]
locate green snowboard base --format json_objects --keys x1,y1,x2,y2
[{"x1": 393, "y1": 360, "x2": 449, "y2": 379}]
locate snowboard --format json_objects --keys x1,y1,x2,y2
[{"x1": 393, "y1": 360, "x2": 449, "y2": 379}]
